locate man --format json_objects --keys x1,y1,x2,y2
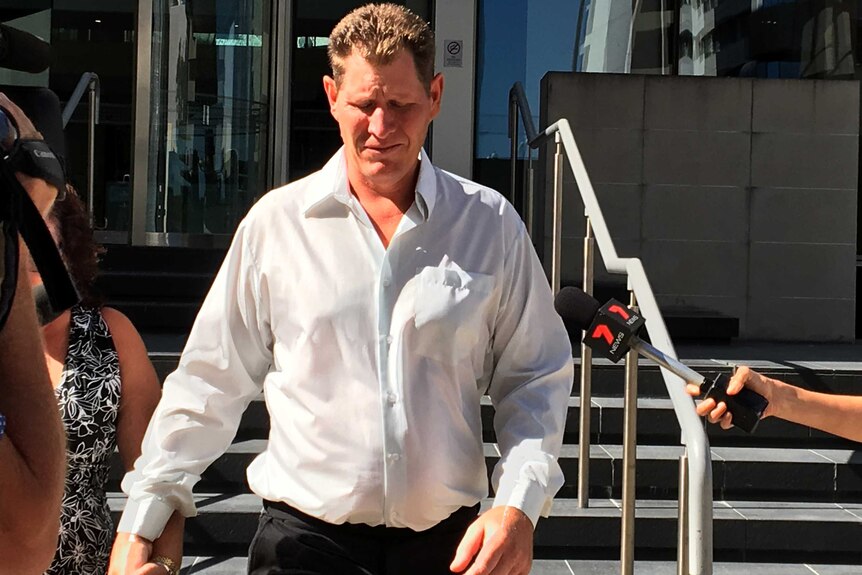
[
  {"x1": 115, "y1": 4, "x2": 573, "y2": 574},
  {"x1": 0, "y1": 92, "x2": 67, "y2": 574}
]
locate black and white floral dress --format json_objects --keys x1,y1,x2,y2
[{"x1": 46, "y1": 305, "x2": 122, "y2": 575}]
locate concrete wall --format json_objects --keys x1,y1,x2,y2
[{"x1": 540, "y1": 73, "x2": 858, "y2": 341}]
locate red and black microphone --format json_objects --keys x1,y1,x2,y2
[
  {"x1": 555, "y1": 286, "x2": 768, "y2": 433},
  {"x1": 585, "y1": 298, "x2": 646, "y2": 362}
]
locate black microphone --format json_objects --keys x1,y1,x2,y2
[
  {"x1": 555, "y1": 286, "x2": 768, "y2": 433},
  {"x1": 0, "y1": 24, "x2": 51, "y2": 73}
]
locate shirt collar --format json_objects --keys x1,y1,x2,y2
[
  {"x1": 303, "y1": 147, "x2": 437, "y2": 220},
  {"x1": 302, "y1": 148, "x2": 352, "y2": 216}
]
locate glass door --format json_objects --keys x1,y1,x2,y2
[{"x1": 143, "y1": 0, "x2": 271, "y2": 245}]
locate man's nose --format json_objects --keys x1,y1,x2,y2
[{"x1": 368, "y1": 106, "x2": 395, "y2": 138}]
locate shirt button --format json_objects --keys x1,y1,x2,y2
[
  {"x1": 382, "y1": 277, "x2": 391, "y2": 287},
  {"x1": 387, "y1": 453, "x2": 401, "y2": 462},
  {"x1": 386, "y1": 335, "x2": 393, "y2": 345},
  {"x1": 387, "y1": 392, "x2": 398, "y2": 405}
]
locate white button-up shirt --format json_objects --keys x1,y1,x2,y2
[{"x1": 119, "y1": 148, "x2": 573, "y2": 539}]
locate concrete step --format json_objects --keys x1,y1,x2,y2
[
  {"x1": 177, "y1": 557, "x2": 862, "y2": 574},
  {"x1": 106, "y1": 494, "x2": 862, "y2": 564},
  {"x1": 109, "y1": 442, "x2": 862, "y2": 502}
]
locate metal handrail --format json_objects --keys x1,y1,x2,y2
[
  {"x1": 508, "y1": 81, "x2": 713, "y2": 575},
  {"x1": 61, "y1": 73, "x2": 101, "y2": 226}
]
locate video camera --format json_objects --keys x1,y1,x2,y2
[{"x1": 0, "y1": 23, "x2": 78, "y2": 330}]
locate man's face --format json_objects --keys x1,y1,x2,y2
[{"x1": 323, "y1": 50, "x2": 443, "y2": 195}]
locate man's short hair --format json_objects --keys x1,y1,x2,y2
[{"x1": 328, "y1": 3, "x2": 435, "y2": 90}]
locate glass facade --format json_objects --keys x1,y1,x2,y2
[
  {"x1": 0, "y1": 1, "x2": 137, "y2": 234},
  {"x1": 476, "y1": 0, "x2": 862, "y2": 164},
  {"x1": 146, "y1": 0, "x2": 271, "y2": 236},
  {"x1": 0, "y1": 0, "x2": 432, "y2": 246}
]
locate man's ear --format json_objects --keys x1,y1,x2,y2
[
  {"x1": 429, "y1": 73, "x2": 444, "y2": 119},
  {"x1": 323, "y1": 75, "x2": 339, "y2": 116}
]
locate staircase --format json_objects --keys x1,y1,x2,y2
[{"x1": 109, "y1": 348, "x2": 862, "y2": 574}]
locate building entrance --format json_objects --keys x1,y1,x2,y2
[{"x1": 0, "y1": 0, "x2": 432, "y2": 249}]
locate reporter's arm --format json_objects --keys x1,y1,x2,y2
[
  {"x1": 0, "y1": 246, "x2": 65, "y2": 574},
  {"x1": 688, "y1": 366, "x2": 862, "y2": 443},
  {"x1": 770, "y1": 380, "x2": 862, "y2": 443}
]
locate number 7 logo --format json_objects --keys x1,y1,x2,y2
[
  {"x1": 608, "y1": 305, "x2": 630, "y2": 320},
  {"x1": 592, "y1": 324, "x2": 614, "y2": 345}
]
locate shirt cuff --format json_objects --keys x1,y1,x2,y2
[
  {"x1": 116, "y1": 496, "x2": 175, "y2": 541},
  {"x1": 492, "y1": 479, "x2": 551, "y2": 529}
]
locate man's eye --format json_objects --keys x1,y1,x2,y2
[{"x1": 356, "y1": 102, "x2": 374, "y2": 112}]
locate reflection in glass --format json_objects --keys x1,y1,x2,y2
[
  {"x1": 573, "y1": 0, "x2": 858, "y2": 79},
  {"x1": 476, "y1": 0, "x2": 862, "y2": 168},
  {"x1": 681, "y1": 0, "x2": 857, "y2": 79},
  {"x1": 148, "y1": 0, "x2": 270, "y2": 235},
  {"x1": 0, "y1": 2, "x2": 136, "y2": 235}
]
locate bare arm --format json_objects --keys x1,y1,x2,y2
[
  {"x1": 0, "y1": 248, "x2": 65, "y2": 574},
  {"x1": 688, "y1": 366, "x2": 862, "y2": 443},
  {"x1": 104, "y1": 308, "x2": 185, "y2": 574}
]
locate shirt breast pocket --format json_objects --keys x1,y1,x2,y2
[{"x1": 413, "y1": 266, "x2": 494, "y2": 361}]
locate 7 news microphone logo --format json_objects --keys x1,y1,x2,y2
[{"x1": 584, "y1": 299, "x2": 646, "y2": 362}]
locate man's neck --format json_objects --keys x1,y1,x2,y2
[
  {"x1": 348, "y1": 166, "x2": 420, "y2": 248},
  {"x1": 350, "y1": 186, "x2": 412, "y2": 248},
  {"x1": 349, "y1": 164, "x2": 419, "y2": 213}
]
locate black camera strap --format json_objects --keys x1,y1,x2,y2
[
  {"x1": 0, "y1": 161, "x2": 78, "y2": 330},
  {"x1": 6, "y1": 139, "x2": 66, "y2": 192}
]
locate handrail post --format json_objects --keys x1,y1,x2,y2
[
  {"x1": 509, "y1": 91, "x2": 520, "y2": 216},
  {"x1": 526, "y1": 151, "x2": 535, "y2": 238},
  {"x1": 621, "y1": 291, "x2": 638, "y2": 575},
  {"x1": 87, "y1": 78, "x2": 97, "y2": 226},
  {"x1": 578, "y1": 218, "x2": 594, "y2": 508},
  {"x1": 551, "y1": 132, "x2": 564, "y2": 294},
  {"x1": 678, "y1": 453, "x2": 690, "y2": 575}
]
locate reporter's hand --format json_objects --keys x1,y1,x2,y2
[
  {"x1": 686, "y1": 366, "x2": 776, "y2": 429},
  {"x1": 449, "y1": 506, "x2": 533, "y2": 575},
  {"x1": 0, "y1": 92, "x2": 59, "y2": 215}
]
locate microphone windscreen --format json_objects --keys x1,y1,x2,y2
[
  {"x1": 0, "y1": 24, "x2": 50, "y2": 73},
  {"x1": 554, "y1": 286, "x2": 600, "y2": 332}
]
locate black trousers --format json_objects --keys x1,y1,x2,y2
[{"x1": 247, "y1": 501, "x2": 480, "y2": 575}]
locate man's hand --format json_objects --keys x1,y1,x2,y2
[
  {"x1": 449, "y1": 506, "x2": 533, "y2": 575},
  {"x1": 108, "y1": 532, "x2": 169, "y2": 575},
  {"x1": 686, "y1": 366, "x2": 776, "y2": 429}
]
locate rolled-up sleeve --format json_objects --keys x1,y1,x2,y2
[
  {"x1": 487, "y1": 223, "x2": 574, "y2": 528},
  {"x1": 118, "y1": 220, "x2": 273, "y2": 540}
]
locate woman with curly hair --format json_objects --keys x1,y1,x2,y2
[{"x1": 29, "y1": 189, "x2": 184, "y2": 575}]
